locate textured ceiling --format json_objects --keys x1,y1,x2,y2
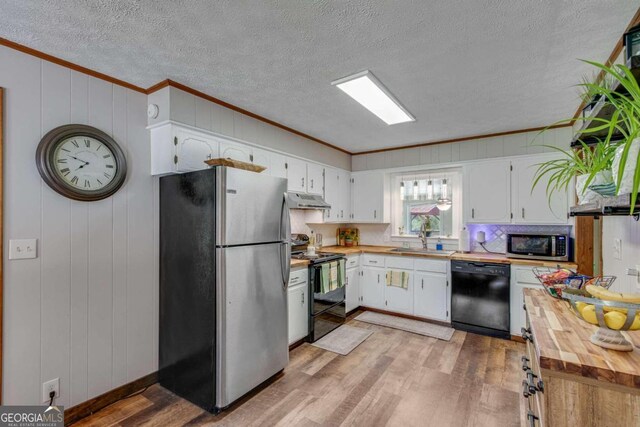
[{"x1": 1, "y1": 0, "x2": 638, "y2": 152}]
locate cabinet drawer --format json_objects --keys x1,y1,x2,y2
[
  {"x1": 514, "y1": 268, "x2": 540, "y2": 285},
  {"x1": 363, "y1": 254, "x2": 385, "y2": 267},
  {"x1": 414, "y1": 258, "x2": 447, "y2": 274},
  {"x1": 385, "y1": 256, "x2": 414, "y2": 270},
  {"x1": 346, "y1": 255, "x2": 360, "y2": 269},
  {"x1": 289, "y1": 269, "x2": 308, "y2": 286}
]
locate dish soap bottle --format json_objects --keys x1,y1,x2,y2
[{"x1": 436, "y1": 238, "x2": 443, "y2": 251}]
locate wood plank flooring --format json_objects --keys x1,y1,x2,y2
[{"x1": 72, "y1": 314, "x2": 526, "y2": 426}]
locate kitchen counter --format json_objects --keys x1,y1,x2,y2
[
  {"x1": 524, "y1": 288, "x2": 640, "y2": 388},
  {"x1": 320, "y1": 245, "x2": 578, "y2": 269},
  {"x1": 290, "y1": 259, "x2": 310, "y2": 268}
]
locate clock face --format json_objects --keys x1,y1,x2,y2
[
  {"x1": 36, "y1": 124, "x2": 127, "y2": 202},
  {"x1": 53, "y1": 136, "x2": 118, "y2": 191}
]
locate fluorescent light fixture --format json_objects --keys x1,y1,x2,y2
[{"x1": 332, "y1": 70, "x2": 415, "y2": 125}]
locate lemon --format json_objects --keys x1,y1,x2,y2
[
  {"x1": 575, "y1": 302, "x2": 588, "y2": 315},
  {"x1": 581, "y1": 304, "x2": 598, "y2": 325},
  {"x1": 631, "y1": 315, "x2": 640, "y2": 331},
  {"x1": 604, "y1": 311, "x2": 627, "y2": 330},
  {"x1": 603, "y1": 306, "x2": 628, "y2": 314}
]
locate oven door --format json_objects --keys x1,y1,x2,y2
[
  {"x1": 506, "y1": 234, "x2": 553, "y2": 259},
  {"x1": 310, "y1": 263, "x2": 346, "y2": 316}
]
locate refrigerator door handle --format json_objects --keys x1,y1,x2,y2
[{"x1": 280, "y1": 192, "x2": 291, "y2": 289}]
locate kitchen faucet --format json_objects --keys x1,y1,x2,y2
[{"x1": 418, "y1": 220, "x2": 429, "y2": 249}]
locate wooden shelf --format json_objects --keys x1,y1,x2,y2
[
  {"x1": 569, "y1": 192, "x2": 640, "y2": 219},
  {"x1": 570, "y1": 66, "x2": 640, "y2": 148}
]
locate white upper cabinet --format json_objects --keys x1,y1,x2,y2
[
  {"x1": 511, "y1": 156, "x2": 568, "y2": 224},
  {"x1": 323, "y1": 168, "x2": 351, "y2": 223},
  {"x1": 351, "y1": 171, "x2": 389, "y2": 223},
  {"x1": 219, "y1": 140, "x2": 272, "y2": 174},
  {"x1": 219, "y1": 139, "x2": 252, "y2": 163},
  {"x1": 251, "y1": 146, "x2": 271, "y2": 174},
  {"x1": 269, "y1": 153, "x2": 288, "y2": 179},
  {"x1": 323, "y1": 167, "x2": 340, "y2": 222},
  {"x1": 287, "y1": 157, "x2": 307, "y2": 193},
  {"x1": 463, "y1": 155, "x2": 568, "y2": 225},
  {"x1": 465, "y1": 159, "x2": 512, "y2": 224},
  {"x1": 150, "y1": 123, "x2": 219, "y2": 175},
  {"x1": 306, "y1": 163, "x2": 325, "y2": 196},
  {"x1": 338, "y1": 169, "x2": 351, "y2": 221}
]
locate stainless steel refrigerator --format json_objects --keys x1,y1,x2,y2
[{"x1": 159, "y1": 166, "x2": 290, "y2": 413}]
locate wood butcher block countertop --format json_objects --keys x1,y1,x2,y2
[
  {"x1": 290, "y1": 259, "x2": 309, "y2": 268},
  {"x1": 319, "y1": 245, "x2": 578, "y2": 268},
  {"x1": 524, "y1": 288, "x2": 640, "y2": 388}
]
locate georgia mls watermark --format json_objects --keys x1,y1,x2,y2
[{"x1": 0, "y1": 406, "x2": 64, "y2": 427}]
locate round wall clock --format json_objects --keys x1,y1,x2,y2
[{"x1": 36, "y1": 124, "x2": 127, "y2": 201}]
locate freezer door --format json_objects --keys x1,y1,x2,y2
[
  {"x1": 216, "y1": 167, "x2": 288, "y2": 246},
  {"x1": 216, "y1": 243, "x2": 289, "y2": 409}
]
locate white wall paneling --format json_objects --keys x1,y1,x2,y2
[
  {"x1": 0, "y1": 45, "x2": 158, "y2": 407},
  {"x1": 351, "y1": 127, "x2": 573, "y2": 172},
  {"x1": 602, "y1": 217, "x2": 640, "y2": 295},
  {"x1": 149, "y1": 86, "x2": 351, "y2": 171}
]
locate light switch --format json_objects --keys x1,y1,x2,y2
[
  {"x1": 9, "y1": 239, "x2": 38, "y2": 260},
  {"x1": 613, "y1": 238, "x2": 622, "y2": 260}
]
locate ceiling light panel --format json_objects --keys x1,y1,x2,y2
[{"x1": 332, "y1": 71, "x2": 415, "y2": 125}]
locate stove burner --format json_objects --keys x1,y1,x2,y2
[{"x1": 291, "y1": 251, "x2": 344, "y2": 264}]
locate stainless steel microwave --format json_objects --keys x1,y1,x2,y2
[{"x1": 506, "y1": 233, "x2": 569, "y2": 262}]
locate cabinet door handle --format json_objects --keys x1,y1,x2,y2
[
  {"x1": 301, "y1": 292, "x2": 304, "y2": 304},
  {"x1": 311, "y1": 179, "x2": 314, "y2": 188},
  {"x1": 250, "y1": 154, "x2": 254, "y2": 162},
  {"x1": 374, "y1": 210, "x2": 377, "y2": 219},
  {"x1": 377, "y1": 274, "x2": 380, "y2": 283},
  {"x1": 302, "y1": 177, "x2": 305, "y2": 187},
  {"x1": 341, "y1": 210, "x2": 343, "y2": 218},
  {"x1": 421, "y1": 278, "x2": 424, "y2": 289},
  {"x1": 522, "y1": 207, "x2": 525, "y2": 219},
  {"x1": 472, "y1": 208, "x2": 475, "y2": 219}
]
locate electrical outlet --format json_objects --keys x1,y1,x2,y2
[
  {"x1": 9, "y1": 239, "x2": 37, "y2": 260},
  {"x1": 613, "y1": 238, "x2": 622, "y2": 260},
  {"x1": 42, "y1": 378, "x2": 59, "y2": 403}
]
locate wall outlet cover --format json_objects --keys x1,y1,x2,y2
[
  {"x1": 42, "y1": 378, "x2": 59, "y2": 403},
  {"x1": 9, "y1": 239, "x2": 38, "y2": 260}
]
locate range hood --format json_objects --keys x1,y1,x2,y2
[{"x1": 287, "y1": 192, "x2": 331, "y2": 210}]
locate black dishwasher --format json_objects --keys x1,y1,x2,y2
[{"x1": 451, "y1": 261, "x2": 510, "y2": 339}]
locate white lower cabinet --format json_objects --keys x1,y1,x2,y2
[
  {"x1": 346, "y1": 267, "x2": 361, "y2": 313},
  {"x1": 510, "y1": 265, "x2": 543, "y2": 336},
  {"x1": 358, "y1": 256, "x2": 449, "y2": 321},
  {"x1": 287, "y1": 269, "x2": 309, "y2": 345},
  {"x1": 384, "y1": 268, "x2": 413, "y2": 314},
  {"x1": 362, "y1": 266, "x2": 385, "y2": 309},
  {"x1": 414, "y1": 272, "x2": 449, "y2": 321}
]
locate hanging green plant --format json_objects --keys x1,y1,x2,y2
[{"x1": 532, "y1": 60, "x2": 640, "y2": 211}]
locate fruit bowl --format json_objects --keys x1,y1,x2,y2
[
  {"x1": 563, "y1": 287, "x2": 639, "y2": 351},
  {"x1": 533, "y1": 267, "x2": 614, "y2": 299}
]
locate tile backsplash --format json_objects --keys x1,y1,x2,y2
[{"x1": 466, "y1": 224, "x2": 572, "y2": 253}]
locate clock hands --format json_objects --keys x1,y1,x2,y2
[{"x1": 67, "y1": 154, "x2": 90, "y2": 166}]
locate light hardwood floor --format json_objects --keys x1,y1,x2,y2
[{"x1": 73, "y1": 314, "x2": 526, "y2": 426}]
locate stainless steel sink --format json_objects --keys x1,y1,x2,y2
[{"x1": 389, "y1": 248, "x2": 456, "y2": 256}]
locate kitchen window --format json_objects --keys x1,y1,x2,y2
[{"x1": 391, "y1": 169, "x2": 462, "y2": 239}]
